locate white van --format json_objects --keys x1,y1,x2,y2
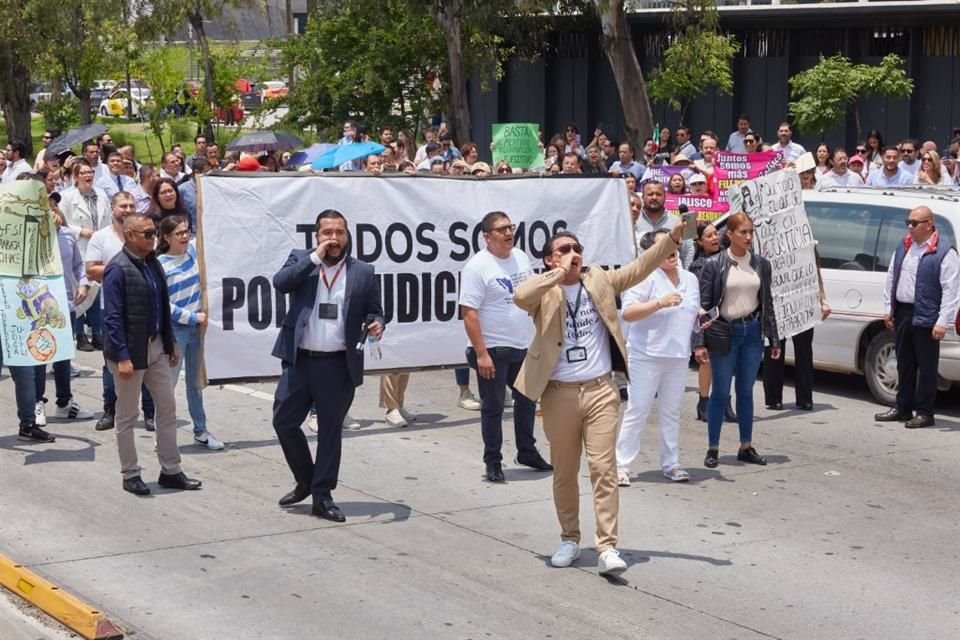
[{"x1": 719, "y1": 186, "x2": 960, "y2": 405}]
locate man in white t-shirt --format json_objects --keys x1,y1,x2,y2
[
  {"x1": 460, "y1": 212, "x2": 551, "y2": 483},
  {"x1": 85, "y1": 191, "x2": 155, "y2": 432},
  {"x1": 817, "y1": 148, "x2": 863, "y2": 190}
]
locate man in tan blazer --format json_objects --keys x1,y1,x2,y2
[{"x1": 513, "y1": 223, "x2": 684, "y2": 576}]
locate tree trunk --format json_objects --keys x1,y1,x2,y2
[
  {"x1": 0, "y1": 42, "x2": 34, "y2": 158},
  {"x1": 286, "y1": 0, "x2": 296, "y2": 91},
  {"x1": 595, "y1": 0, "x2": 653, "y2": 153},
  {"x1": 437, "y1": 0, "x2": 471, "y2": 145},
  {"x1": 76, "y1": 90, "x2": 92, "y2": 126},
  {"x1": 190, "y1": 11, "x2": 216, "y2": 142}
]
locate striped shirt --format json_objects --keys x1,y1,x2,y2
[{"x1": 158, "y1": 241, "x2": 202, "y2": 325}]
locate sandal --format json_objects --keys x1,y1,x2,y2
[
  {"x1": 617, "y1": 470, "x2": 631, "y2": 487},
  {"x1": 663, "y1": 467, "x2": 690, "y2": 482}
]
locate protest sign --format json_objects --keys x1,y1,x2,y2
[
  {"x1": 0, "y1": 180, "x2": 62, "y2": 277},
  {"x1": 641, "y1": 165, "x2": 687, "y2": 187},
  {"x1": 199, "y1": 174, "x2": 635, "y2": 381},
  {"x1": 491, "y1": 123, "x2": 545, "y2": 170},
  {"x1": 730, "y1": 169, "x2": 820, "y2": 339},
  {"x1": 712, "y1": 150, "x2": 785, "y2": 211},
  {"x1": 0, "y1": 275, "x2": 75, "y2": 365},
  {"x1": 664, "y1": 193, "x2": 727, "y2": 222}
]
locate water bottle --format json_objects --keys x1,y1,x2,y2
[{"x1": 366, "y1": 336, "x2": 382, "y2": 360}]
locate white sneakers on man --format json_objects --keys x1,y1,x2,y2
[
  {"x1": 342, "y1": 413, "x2": 361, "y2": 429},
  {"x1": 458, "y1": 390, "x2": 481, "y2": 411},
  {"x1": 54, "y1": 399, "x2": 94, "y2": 420},
  {"x1": 384, "y1": 409, "x2": 408, "y2": 428},
  {"x1": 194, "y1": 431, "x2": 225, "y2": 450},
  {"x1": 550, "y1": 541, "x2": 581, "y2": 568},
  {"x1": 597, "y1": 549, "x2": 628, "y2": 576}
]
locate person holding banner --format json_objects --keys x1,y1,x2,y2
[
  {"x1": 271, "y1": 209, "x2": 384, "y2": 522},
  {"x1": 460, "y1": 211, "x2": 551, "y2": 483},
  {"x1": 693, "y1": 213, "x2": 780, "y2": 469},
  {"x1": 512, "y1": 223, "x2": 685, "y2": 576}
]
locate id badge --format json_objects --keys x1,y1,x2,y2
[
  {"x1": 318, "y1": 303, "x2": 338, "y2": 320},
  {"x1": 566, "y1": 346, "x2": 587, "y2": 363}
]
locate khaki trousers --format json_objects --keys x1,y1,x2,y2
[
  {"x1": 540, "y1": 375, "x2": 620, "y2": 551},
  {"x1": 107, "y1": 336, "x2": 182, "y2": 480},
  {"x1": 378, "y1": 373, "x2": 410, "y2": 411}
]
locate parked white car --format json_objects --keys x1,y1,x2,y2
[{"x1": 716, "y1": 186, "x2": 960, "y2": 405}]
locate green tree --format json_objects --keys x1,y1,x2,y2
[
  {"x1": 648, "y1": 0, "x2": 739, "y2": 125},
  {"x1": 0, "y1": 0, "x2": 35, "y2": 154},
  {"x1": 788, "y1": 53, "x2": 913, "y2": 140},
  {"x1": 134, "y1": 47, "x2": 187, "y2": 154}
]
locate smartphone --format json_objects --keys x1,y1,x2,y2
[
  {"x1": 596, "y1": 122, "x2": 606, "y2": 134},
  {"x1": 698, "y1": 306, "x2": 720, "y2": 330},
  {"x1": 575, "y1": 133, "x2": 582, "y2": 146},
  {"x1": 679, "y1": 205, "x2": 698, "y2": 240}
]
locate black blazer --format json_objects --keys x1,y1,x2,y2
[
  {"x1": 693, "y1": 250, "x2": 780, "y2": 349},
  {"x1": 271, "y1": 251, "x2": 384, "y2": 387}
]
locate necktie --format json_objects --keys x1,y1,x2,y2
[{"x1": 117, "y1": 175, "x2": 122, "y2": 191}]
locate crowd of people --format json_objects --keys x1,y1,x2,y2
[{"x1": 1, "y1": 112, "x2": 958, "y2": 577}]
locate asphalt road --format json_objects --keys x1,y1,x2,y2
[{"x1": 1, "y1": 354, "x2": 957, "y2": 640}]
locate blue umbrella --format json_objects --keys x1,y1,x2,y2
[
  {"x1": 287, "y1": 143, "x2": 337, "y2": 167},
  {"x1": 312, "y1": 141, "x2": 386, "y2": 170}
]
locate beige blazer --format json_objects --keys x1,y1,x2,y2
[{"x1": 512, "y1": 233, "x2": 680, "y2": 401}]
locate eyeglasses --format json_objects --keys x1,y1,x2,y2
[
  {"x1": 172, "y1": 229, "x2": 190, "y2": 238},
  {"x1": 554, "y1": 243, "x2": 583, "y2": 255},
  {"x1": 78, "y1": 171, "x2": 94, "y2": 177},
  {"x1": 906, "y1": 218, "x2": 931, "y2": 228},
  {"x1": 130, "y1": 228, "x2": 158, "y2": 239},
  {"x1": 490, "y1": 224, "x2": 515, "y2": 234}
]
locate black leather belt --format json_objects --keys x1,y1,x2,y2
[
  {"x1": 298, "y1": 348, "x2": 346, "y2": 358},
  {"x1": 728, "y1": 311, "x2": 760, "y2": 324}
]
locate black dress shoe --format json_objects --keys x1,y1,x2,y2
[
  {"x1": 312, "y1": 500, "x2": 346, "y2": 522},
  {"x1": 123, "y1": 476, "x2": 151, "y2": 495},
  {"x1": 91, "y1": 335, "x2": 104, "y2": 351},
  {"x1": 485, "y1": 462, "x2": 505, "y2": 483},
  {"x1": 279, "y1": 483, "x2": 311, "y2": 506},
  {"x1": 696, "y1": 396, "x2": 708, "y2": 422},
  {"x1": 515, "y1": 451, "x2": 553, "y2": 471},
  {"x1": 76, "y1": 334, "x2": 95, "y2": 352},
  {"x1": 874, "y1": 408, "x2": 913, "y2": 422},
  {"x1": 158, "y1": 471, "x2": 202, "y2": 490},
  {"x1": 905, "y1": 414, "x2": 935, "y2": 429},
  {"x1": 765, "y1": 402, "x2": 783, "y2": 410},
  {"x1": 737, "y1": 446, "x2": 767, "y2": 465},
  {"x1": 796, "y1": 402, "x2": 813, "y2": 411},
  {"x1": 704, "y1": 448, "x2": 719, "y2": 469},
  {"x1": 95, "y1": 409, "x2": 115, "y2": 431}
]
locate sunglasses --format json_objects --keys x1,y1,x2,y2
[
  {"x1": 131, "y1": 228, "x2": 158, "y2": 239},
  {"x1": 745, "y1": 139, "x2": 757, "y2": 144},
  {"x1": 490, "y1": 224, "x2": 516, "y2": 234},
  {"x1": 902, "y1": 149, "x2": 916, "y2": 154},
  {"x1": 906, "y1": 219, "x2": 930, "y2": 228},
  {"x1": 555, "y1": 243, "x2": 583, "y2": 255},
  {"x1": 856, "y1": 147, "x2": 867, "y2": 153}
]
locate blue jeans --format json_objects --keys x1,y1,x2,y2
[
  {"x1": 171, "y1": 324, "x2": 207, "y2": 435},
  {"x1": 466, "y1": 347, "x2": 538, "y2": 464},
  {"x1": 455, "y1": 367, "x2": 470, "y2": 387},
  {"x1": 34, "y1": 361, "x2": 72, "y2": 406},
  {"x1": 103, "y1": 356, "x2": 155, "y2": 416},
  {"x1": 707, "y1": 319, "x2": 764, "y2": 447},
  {"x1": 1, "y1": 345, "x2": 37, "y2": 429}
]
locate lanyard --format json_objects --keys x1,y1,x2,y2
[
  {"x1": 321, "y1": 261, "x2": 346, "y2": 293},
  {"x1": 564, "y1": 282, "x2": 585, "y2": 342}
]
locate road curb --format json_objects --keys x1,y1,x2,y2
[{"x1": 0, "y1": 552, "x2": 123, "y2": 640}]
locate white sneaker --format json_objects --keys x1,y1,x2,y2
[
  {"x1": 458, "y1": 391, "x2": 481, "y2": 411},
  {"x1": 194, "y1": 431, "x2": 225, "y2": 450},
  {"x1": 598, "y1": 549, "x2": 627, "y2": 576},
  {"x1": 399, "y1": 407, "x2": 417, "y2": 422},
  {"x1": 54, "y1": 399, "x2": 94, "y2": 420},
  {"x1": 34, "y1": 402, "x2": 47, "y2": 426},
  {"x1": 70, "y1": 365, "x2": 80, "y2": 378},
  {"x1": 550, "y1": 541, "x2": 581, "y2": 568},
  {"x1": 384, "y1": 409, "x2": 408, "y2": 428},
  {"x1": 342, "y1": 413, "x2": 361, "y2": 429},
  {"x1": 617, "y1": 470, "x2": 631, "y2": 487}
]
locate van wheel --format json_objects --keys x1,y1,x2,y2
[
  {"x1": 864, "y1": 330, "x2": 898, "y2": 406},
  {"x1": 100, "y1": 106, "x2": 107, "y2": 116}
]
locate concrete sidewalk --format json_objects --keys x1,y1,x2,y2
[{"x1": 1, "y1": 354, "x2": 958, "y2": 639}]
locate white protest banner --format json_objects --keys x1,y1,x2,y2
[
  {"x1": 727, "y1": 169, "x2": 821, "y2": 339},
  {"x1": 200, "y1": 174, "x2": 635, "y2": 381}
]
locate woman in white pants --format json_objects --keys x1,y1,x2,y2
[{"x1": 617, "y1": 230, "x2": 700, "y2": 484}]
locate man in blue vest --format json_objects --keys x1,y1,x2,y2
[{"x1": 877, "y1": 206, "x2": 960, "y2": 428}]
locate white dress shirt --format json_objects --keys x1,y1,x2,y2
[
  {"x1": 883, "y1": 238, "x2": 960, "y2": 327},
  {"x1": 1, "y1": 158, "x2": 31, "y2": 183},
  {"x1": 299, "y1": 254, "x2": 348, "y2": 352},
  {"x1": 774, "y1": 141, "x2": 806, "y2": 163}
]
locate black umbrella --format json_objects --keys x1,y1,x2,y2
[
  {"x1": 47, "y1": 124, "x2": 109, "y2": 156},
  {"x1": 225, "y1": 131, "x2": 304, "y2": 153}
]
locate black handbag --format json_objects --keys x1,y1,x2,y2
[{"x1": 703, "y1": 317, "x2": 731, "y2": 355}]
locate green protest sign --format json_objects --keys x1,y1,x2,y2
[
  {"x1": 0, "y1": 180, "x2": 61, "y2": 277},
  {"x1": 491, "y1": 123, "x2": 544, "y2": 170}
]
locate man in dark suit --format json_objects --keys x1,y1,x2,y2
[{"x1": 272, "y1": 209, "x2": 384, "y2": 522}]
